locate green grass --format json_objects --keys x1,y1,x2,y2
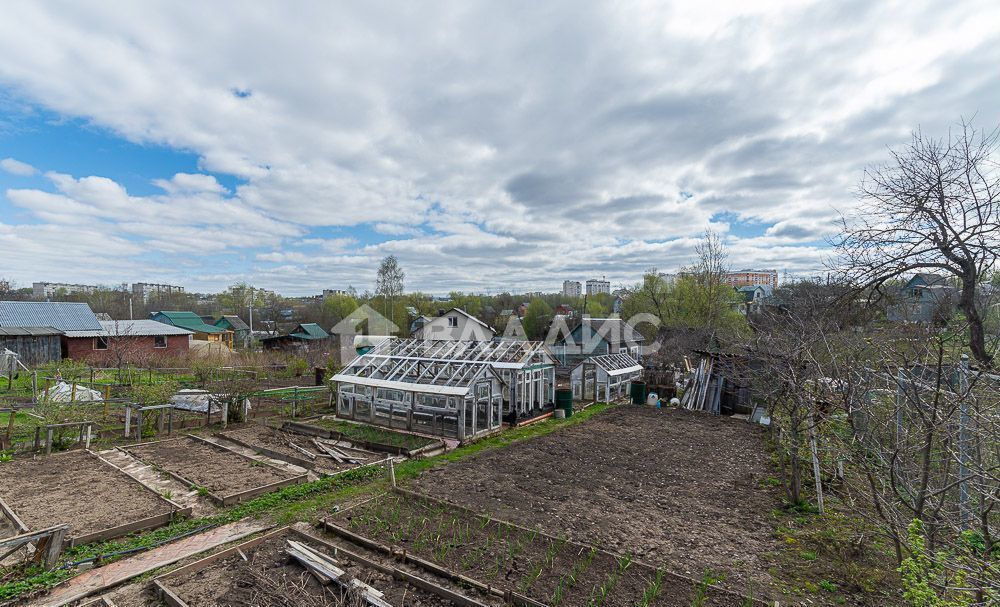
[{"x1": 0, "y1": 401, "x2": 618, "y2": 603}]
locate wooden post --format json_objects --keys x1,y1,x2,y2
[
  {"x1": 221, "y1": 401, "x2": 229, "y2": 429},
  {"x1": 84, "y1": 423, "x2": 92, "y2": 449},
  {"x1": 34, "y1": 426, "x2": 41, "y2": 452},
  {"x1": 809, "y1": 412, "x2": 824, "y2": 514},
  {"x1": 124, "y1": 405, "x2": 131, "y2": 438},
  {"x1": 45, "y1": 526, "x2": 67, "y2": 566},
  {"x1": 387, "y1": 458, "x2": 396, "y2": 487},
  {"x1": 45, "y1": 427, "x2": 53, "y2": 455},
  {"x1": 5, "y1": 410, "x2": 15, "y2": 446},
  {"x1": 31, "y1": 371, "x2": 37, "y2": 402},
  {"x1": 168, "y1": 407, "x2": 174, "y2": 435}
]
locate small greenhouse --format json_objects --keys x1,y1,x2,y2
[
  {"x1": 570, "y1": 353, "x2": 643, "y2": 402},
  {"x1": 331, "y1": 344, "x2": 506, "y2": 440},
  {"x1": 355, "y1": 338, "x2": 557, "y2": 420}
]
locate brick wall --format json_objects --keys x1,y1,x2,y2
[{"x1": 63, "y1": 334, "x2": 189, "y2": 362}]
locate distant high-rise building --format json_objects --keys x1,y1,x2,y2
[
  {"x1": 132, "y1": 283, "x2": 185, "y2": 302},
  {"x1": 32, "y1": 282, "x2": 100, "y2": 298},
  {"x1": 562, "y1": 280, "x2": 582, "y2": 297},
  {"x1": 585, "y1": 277, "x2": 611, "y2": 295},
  {"x1": 724, "y1": 270, "x2": 778, "y2": 289}
]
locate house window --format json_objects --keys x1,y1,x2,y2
[
  {"x1": 448, "y1": 316, "x2": 458, "y2": 327},
  {"x1": 94, "y1": 337, "x2": 108, "y2": 350},
  {"x1": 154, "y1": 335, "x2": 167, "y2": 348}
]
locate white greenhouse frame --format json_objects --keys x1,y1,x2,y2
[
  {"x1": 356, "y1": 339, "x2": 556, "y2": 418},
  {"x1": 332, "y1": 338, "x2": 557, "y2": 439},
  {"x1": 570, "y1": 353, "x2": 643, "y2": 402}
]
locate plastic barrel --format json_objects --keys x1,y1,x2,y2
[
  {"x1": 555, "y1": 388, "x2": 573, "y2": 417},
  {"x1": 630, "y1": 381, "x2": 647, "y2": 404}
]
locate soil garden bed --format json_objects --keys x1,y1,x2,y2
[
  {"x1": 122, "y1": 436, "x2": 306, "y2": 506},
  {"x1": 327, "y1": 489, "x2": 758, "y2": 607},
  {"x1": 411, "y1": 406, "x2": 783, "y2": 600},
  {"x1": 153, "y1": 526, "x2": 489, "y2": 607},
  {"x1": 217, "y1": 425, "x2": 384, "y2": 475},
  {"x1": 283, "y1": 417, "x2": 441, "y2": 455},
  {"x1": 0, "y1": 450, "x2": 188, "y2": 546}
]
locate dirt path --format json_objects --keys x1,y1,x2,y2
[
  {"x1": 412, "y1": 406, "x2": 783, "y2": 598},
  {"x1": 98, "y1": 449, "x2": 219, "y2": 518}
]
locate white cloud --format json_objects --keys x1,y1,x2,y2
[
  {"x1": 1, "y1": 157, "x2": 38, "y2": 176},
  {"x1": 0, "y1": 1, "x2": 997, "y2": 293}
]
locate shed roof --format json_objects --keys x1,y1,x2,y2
[
  {"x1": 560, "y1": 317, "x2": 645, "y2": 344},
  {"x1": 215, "y1": 315, "x2": 250, "y2": 331},
  {"x1": 0, "y1": 301, "x2": 101, "y2": 332},
  {"x1": 151, "y1": 311, "x2": 224, "y2": 333},
  {"x1": 290, "y1": 323, "x2": 329, "y2": 340},
  {"x1": 0, "y1": 326, "x2": 63, "y2": 337},
  {"x1": 104, "y1": 320, "x2": 194, "y2": 336}
]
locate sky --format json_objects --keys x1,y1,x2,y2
[{"x1": 0, "y1": 1, "x2": 998, "y2": 296}]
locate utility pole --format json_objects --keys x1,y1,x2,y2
[{"x1": 248, "y1": 286, "x2": 254, "y2": 340}]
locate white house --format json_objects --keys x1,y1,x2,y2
[{"x1": 411, "y1": 308, "x2": 496, "y2": 341}]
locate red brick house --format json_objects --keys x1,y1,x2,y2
[{"x1": 63, "y1": 320, "x2": 192, "y2": 363}]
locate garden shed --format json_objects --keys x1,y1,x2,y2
[
  {"x1": 358, "y1": 338, "x2": 556, "y2": 420},
  {"x1": 0, "y1": 327, "x2": 62, "y2": 366},
  {"x1": 570, "y1": 353, "x2": 643, "y2": 402},
  {"x1": 331, "y1": 340, "x2": 509, "y2": 440}
]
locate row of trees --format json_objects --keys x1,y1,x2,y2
[{"x1": 752, "y1": 122, "x2": 999, "y2": 604}]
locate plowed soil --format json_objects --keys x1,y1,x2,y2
[
  {"x1": 163, "y1": 530, "x2": 468, "y2": 606},
  {"x1": 412, "y1": 406, "x2": 782, "y2": 597},
  {"x1": 220, "y1": 425, "x2": 381, "y2": 474},
  {"x1": 126, "y1": 437, "x2": 295, "y2": 497},
  {"x1": 0, "y1": 450, "x2": 171, "y2": 539}
]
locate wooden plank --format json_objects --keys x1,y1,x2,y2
[
  {"x1": 287, "y1": 527, "x2": 488, "y2": 607},
  {"x1": 219, "y1": 474, "x2": 307, "y2": 507},
  {"x1": 89, "y1": 450, "x2": 191, "y2": 516},
  {"x1": 213, "y1": 432, "x2": 315, "y2": 470},
  {"x1": 68, "y1": 511, "x2": 174, "y2": 548},
  {"x1": 288, "y1": 440, "x2": 318, "y2": 460},
  {"x1": 311, "y1": 438, "x2": 347, "y2": 463},
  {"x1": 0, "y1": 495, "x2": 29, "y2": 534}
]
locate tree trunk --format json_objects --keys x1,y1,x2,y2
[{"x1": 956, "y1": 275, "x2": 992, "y2": 368}]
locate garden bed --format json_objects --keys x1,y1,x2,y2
[
  {"x1": 283, "y1": 417, "x2": 441, "y2": 455},
  {"x1": 122, "y1": 436, "x2": 306, "y2": 506},
  {"x1": 217, "y1": 424, "x2": 384, "y2": 475},
  {"x1": 0, "y1": 449, "x2": 188, "y2": 546},
  {"x1": 411, "y1": 406, "x2": 783, "y2": 599},
  {"x1": 327, "y1": 489, "x2": 758, "y2": 607},
  {"x1": 153, "y1": 526, "x2": 491, "y2": 606}
]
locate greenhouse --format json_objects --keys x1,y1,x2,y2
[
  {"x1": 359, "y1": 339, "x2": 556, "y2": 419},
  {"x1": 570, "y1": 353, "x2": 644, "y2": 402},
  {"x1": 331, "y1": 341, "x2": 506, "y2": 439}
]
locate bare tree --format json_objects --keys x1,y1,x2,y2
[{"x1": 834, "y1": 121, "x2": 1000, "y2": 367}]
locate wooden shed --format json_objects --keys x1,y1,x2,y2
[{"x1": 0, "y1": 327, "x2": 63, "y2": 366}]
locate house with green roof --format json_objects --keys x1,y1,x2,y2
[
  {"x1": 261, "y1": 322, "x2": 330, "y2": 351},
  {"x1": 151, "y1": 311, "x2": 234, "y2": 348},
  {"x1": 214, "y1": 315, "x2": 251, "y2": 348}
]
